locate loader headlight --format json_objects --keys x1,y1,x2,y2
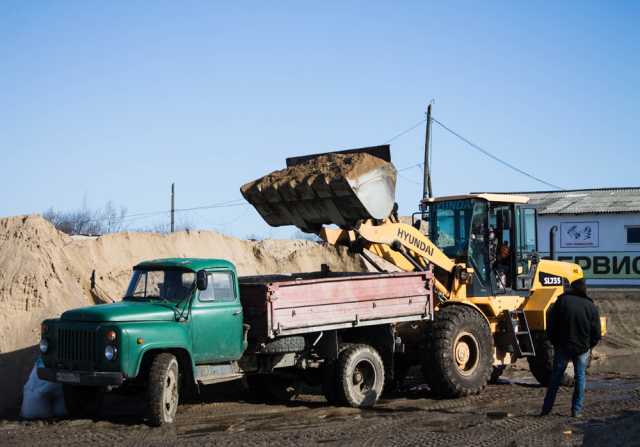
[
  {"x1": 104, "y1": 345, "x2": 117, "y2": 361},
  {"x1": 39, "y1": 338, "x2": 49, "y2": 354}
]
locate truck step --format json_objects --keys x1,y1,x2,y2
[{"x1": 195, "y1": 363, "x2": 244, "y2": 385}]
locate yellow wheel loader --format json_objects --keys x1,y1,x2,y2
[{"x1": 241, "y1": 145, "x2": 604, "y2": 397}]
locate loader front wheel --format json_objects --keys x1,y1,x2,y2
[{"x1": 422, "y1": 305, "x2": 493, "y2": 398}]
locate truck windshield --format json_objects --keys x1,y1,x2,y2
[{"x1": 124, "y1": 269, "x2": 195, "y2": 302}]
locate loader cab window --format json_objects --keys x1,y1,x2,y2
[
  {"x1": 514, "y1": 207, "x2": 538, "y2": 290},
  {"x1": 426, "y1": 199, "x2": 491, "y2": 294},
  {"x1": 427, "y1": 199, "x2": 475, "y2": 259}
]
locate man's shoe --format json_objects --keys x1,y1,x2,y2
[
  {"x1": 571, "y1": 412, "x2": 582, "y2": 418},
  {"x1": 540, "y1": 409, "x2": 551, "y2": 416}
]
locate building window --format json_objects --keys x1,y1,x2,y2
[{"x1": 627, "y1": 226, "x2": 640, "y2": 244}]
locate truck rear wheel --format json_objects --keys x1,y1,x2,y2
[
  {"x1": 148, "y1": 353, "x2": 180, "y2": 426},
  {"x1": 337, "y1": 344, "x2": 385, "y2": 408},
  {"x1": 527, "y1": 335, "x2": 574, "y2": 387},
  {"x1": 422, "y1": 305, "x2": 493, "y2": 398},
  {"x1": 63, "y1": 385, "x2": 104, "y2": 418}
]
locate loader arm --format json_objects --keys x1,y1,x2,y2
[{"x1": 320, "y1": 220, "x2": 466, "y2": 299}]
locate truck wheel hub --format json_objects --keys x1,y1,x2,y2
[
  {"x1": 164, "y1": 368, "x2": 178, "y2": 417},
  {"x1": 453, "y1": 332, "x2": 479, "y2": 375},
  {"x1": 352, "y1": 359, "x2": 375, "y2": 394}
]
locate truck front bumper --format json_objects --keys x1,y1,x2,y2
[{"x1": 38, "y1": 368, "x2": 124, "y2": 386}]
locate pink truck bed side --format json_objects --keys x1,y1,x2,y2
[{"x1": 240, "y1": 271, "x2": 433, "y2": 340}]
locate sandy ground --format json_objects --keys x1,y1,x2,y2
[{"x1": 1, "y1": 355, "x2": 639, "y2": 447}]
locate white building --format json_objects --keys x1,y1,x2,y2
[{"x1": 516, "y1": 188, "x2": 640, "y2": 287}]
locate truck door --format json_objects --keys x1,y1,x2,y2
[{"x1": 190, "y1": 270, "x2": 244, "y2": 363}]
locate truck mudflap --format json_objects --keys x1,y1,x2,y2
[{"x1": 38, "y1": 368, "x2": 124, "y2": 387}]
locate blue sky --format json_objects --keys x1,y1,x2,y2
[{"x1": 1, "y1": 1, "x2": 638, "y2": 238}]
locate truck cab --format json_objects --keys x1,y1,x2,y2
[{"x1": 38, "y1": 258, "x2": 245, "y2": 425}]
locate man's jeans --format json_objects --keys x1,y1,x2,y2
[{"x1": 542, "y1": 349, "x2": 589, "y2": 415}]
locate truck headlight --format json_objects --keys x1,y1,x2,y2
[
  {"x1": 104, "y1": 345, "x2": 117, "y2": 361},
  {"x1": 39, "y1": 338, "x2": 49, "y2": 354}
]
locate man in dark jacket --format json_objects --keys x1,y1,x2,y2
[{"x1": 541, "y1": 278, "x2": 601, "y2": 417}]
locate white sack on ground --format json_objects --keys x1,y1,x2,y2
[{"x1": 20, "y1": 357, "x2": 65, "y2": 419}]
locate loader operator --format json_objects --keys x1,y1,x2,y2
[
  {"x1": 494, "y1": 241, "x2": 511, "y2": 288},
  {"x1": 489, "y1": 227, "x2": 512, "y2": 289},
  {"x1": 540, "y1": 278, "x2": 601, "y2": 418}
]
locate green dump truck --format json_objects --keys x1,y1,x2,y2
[{"x1": 39, "y1": 258, "x2": 434, "y2": 425}]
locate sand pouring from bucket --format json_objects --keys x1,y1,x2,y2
[{"x1": 240, "y1": 146, "x2": 397, "y2": 233}]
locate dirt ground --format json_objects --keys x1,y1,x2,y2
[{"x1": 2, "y1": 355, "x2": 639, "y2": 447}]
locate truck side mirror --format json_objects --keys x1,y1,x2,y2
[{"x1": 196, "y1": 270, "x2": 208, "y2": 291}]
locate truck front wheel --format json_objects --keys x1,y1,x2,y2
[
  {"x1": 63, "y1": 385, "x2": 104, "y2": 418},
  {"x1": 147, "y1": 353, "x2": 180, "y2": 426},
  {"x1": 337, "y1": 344, "x2": 385, "y2": 408}
]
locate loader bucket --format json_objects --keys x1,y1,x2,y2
[{"x1": 241, "y1": 146, "x2": 397, "y2": 233}]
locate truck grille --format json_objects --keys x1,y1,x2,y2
[{"x1": 58, "y1": 328, "x2": 97, "y2": 362}]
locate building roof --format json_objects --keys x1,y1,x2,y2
[
  {"x1": 482, "y1": 187, "x2": 640, "y2": 215},
  {"x1": 423, "y1": 193, "x2": 530, "y2": 205}
]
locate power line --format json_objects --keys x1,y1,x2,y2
[
  {"x1": 431, "y1": 117, "x2": 564, "y2": 190},
  {"x1": 78, "y1": 198, "x2": 249, "y2": 225},
  {"x1": 384, "y1": 118, "x2": 427, "y2": 144},
  {"x1": 397, "y1": 172, "x2": 422, "y2": 185},
  {"x1": 396, "y1": 162, "x2": 423, "y2": 173}
]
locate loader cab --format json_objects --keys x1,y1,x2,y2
[{"x1": 421, "y1": 194, "x2": 538, "y2": 297}]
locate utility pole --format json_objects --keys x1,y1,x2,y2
[
  {"x1": 170, "y1": 182, "x2": 175, "y2": 233},
  {"x1": 423, "y1": 103, "x2": 433, "y2": 199}
]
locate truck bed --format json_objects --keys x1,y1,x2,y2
[{"x1": 239, "y1": 270, "x2": 433, "y2": 341}]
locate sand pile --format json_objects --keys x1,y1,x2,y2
[{"x1": 0, "y1": 214, "x2": 366, "y2": 415}]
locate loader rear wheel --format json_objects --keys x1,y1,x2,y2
[
  {"x1": 527, "y1": 335, "x2": 574, "y2": 387},
  {"x1": 337, "y1": 344, "x2": 385, "y2": 408},
  {"x1": 422, "y1": 305, "x2": 493, "y2": 398}
]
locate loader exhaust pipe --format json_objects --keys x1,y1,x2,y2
[{"x1": 549, "y1": 225, "x2": 558, "y2": 260}]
